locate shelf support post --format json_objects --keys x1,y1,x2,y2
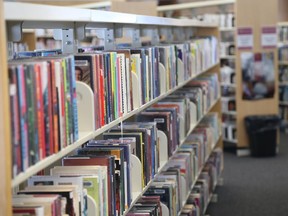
[
  {"x1": 185, "y1": 27, "x2": 194, "y2": 40},
  {"x1": 140, "y1": 26, "x2": 159, "y2": 45},
  {"x1": 173, "y1": 27, "x2": 185, "y2": 42},
  {"x1": 53, "y1": 29, "x2": 77, "y2": 54},
  {"x1": 123, "y1": 25, "x2": 141, "y2": 48},
  {"x1": 6, "y1": 21, "x2": 23, "y2": 59},
  {"x1": 160, "y1": 27, "x2": 173, "y2": 43},
  {"x1": 85, "y1": 23, "x2": 116, "y2": 50}
]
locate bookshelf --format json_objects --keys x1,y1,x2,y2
[
  {"x1": 235, "y1": 0, "x2": 279, "y2": 154},
  {"x1": 2, "y1": 2, "x2": 223, "y2": 215},
  {"x1": 157, "y1": 0, "x2": 237, "y2": 147},
  {"x1": 157, "y1": 0, "x2": 235, "y2": 12},
  {"x1": 0, "y1": 1, "x2": 12, "y2": 215},
  {"x1": 277, "y1": 23, "x2": 288, "y2": 133}
]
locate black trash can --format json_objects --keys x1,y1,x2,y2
[{"x1": 244, "y1": 115, "x2": 280, "y2": 157}]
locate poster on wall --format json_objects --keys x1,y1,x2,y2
[
  {"x1": 237, "y1": 27, "x2": 253, "y2": 50},
  {"x1": 241, "y1": 52, "x2": 275, "y2": 100},
  {"x1": 261, "y1": 26, "x2": 277, "y2": 49}
]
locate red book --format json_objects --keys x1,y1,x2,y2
[
  {"x1": 34, "y1": 64, "x2": 46, "y2": 159},
  {"x1": 46, "y1": 62, "x2": 54, "y2": 155},
  {"x1": 50, "y1": 60, "x2": 59, "y2": 153},
  {"x1": 9, "y1": 66, "x2": 22, "y2": 176},
  {"x1": 98, "y1": 54, "x2": 106, "y2": 126}
]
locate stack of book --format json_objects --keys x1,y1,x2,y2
[
  {"x1": 9, "y1": 55, "x2": 79, "y2": 177},
  {"x1": 9, "y1": 35, "x2": 220, "y2": 216},
  {"x1": 179, "y1": 148, "x2": 223, "y2": 216}
]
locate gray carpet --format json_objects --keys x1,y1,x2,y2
[{"x1": 206, "y1": 133, "x2": 288, "y2": 216}]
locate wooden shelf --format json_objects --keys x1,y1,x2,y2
[
  {"x1": 221, "y1": 83, "x2": 236, "y2": 87},
  {"x1": 0, "y1": 0, "x2": 12, "y2": 215},
  {"x1": 220, "y1": 27, "x2": 235, "y2": 31},
  {"x1": 157, "y1": 0, "x2": 235, "y2": 12},
  {"x1": 220, "y1": 55, "x2": 235, "y2": 59},
  {"x1": 12, "y1": 61, "x2": 220, "y2": 188}
]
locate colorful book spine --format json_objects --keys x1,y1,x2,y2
[
  {"x1": 34, "y1": 64, "x2": 46, "y2": 161},
  {"x1": 25, "y1": 64, "x2": 38, "y2": 164},
  {"x1": 50, "y1": 60, "x2": 59, "y2": 153}
]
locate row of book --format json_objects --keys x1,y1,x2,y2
[
  {"x1": 279, "y1": 86, "x2": 288, "y2": 102},
  {"x1": 279, "y1": 106, "x2": 288, "y2": 127},
  {"x1": 279, "y1": 46, "x2": 288, "y2": 61},
  {"x1": 9, "y1": 46, "x2": 220, "y2": 178},
  {"x1": 222, "y1": 97, "x2": 236, "y2": 112},
  {"x1": 73, "y1": 37, "x2": 218, "y2": 129},
  {"x1": 127, "y1": 145, "x2": 223, "y2": 216},
  {"x1": 10, "y1": 74, "x2": 220, "y2": 215},
  {"x1": 12, "y1": 113, "x2": 221, "y2": 216},
  {"x1": 279, "y1": 65, "x2": 288, "y2": 82},
  {"x1": 222, "y1": 122, "x2": 237, "y2": 142},
  {"x1": 179, "y1": 148, "x2": 223, "y2": 216},
  {"x1": 9, "y1": 55, "x2": 79, "y2": 177}
]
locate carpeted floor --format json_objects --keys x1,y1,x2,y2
[{"x1": 206, "y1": 133, "x2": 288, "y2": 216}]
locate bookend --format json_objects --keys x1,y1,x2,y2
[
  {"x1": 131, "y1": 72, "x2": 141, "y2": 109},
  {"x1": 189, "y1": 101, "x2": 197, "y2": 127},
  {"x1": 177, "y1": 58, "x2": 185, "y2": 84},
  {"x1": 160, "y1": 202, "x2": 170, "y2": 215},
  {"x1": 76, "y1": 81, "x2": 95, "y2": 133},
  {"x1": 159, "y1": 62, "x2": 167, "y2": 95},
  {"x1": 157, "y1": 130, "x2": 168, "y2": 170},
  {"x1": 130, "y1": 154, "x2": 143, "y2": 200}
]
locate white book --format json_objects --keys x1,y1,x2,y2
[
  {"x1": 28, "y1": 175, "x2": 86, "y2": 216},
  {"x1": 51, "y1": 166, "x2": 107, "y2": 216}
]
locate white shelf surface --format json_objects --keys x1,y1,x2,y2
[
  {"x1": 221, "y1": 83, "x2": 236, "y2": 87},
  {"x1": 279, "y1": 82, "x2": 288, "y2": 86},
  {"x1": 222, "y1": 110, "x2": 236, "y2": 115},
  {"x1": 12, "y1": 62, "x2": 219, "y2": 188},
  {"x1": 4, "y1": 2, "x2": 217, "y2": 28},
  {"x1": 223, "y1": 138, "x2": 238, "y2": 144},
  {"x1": 124, "y1": 96, "x2": 221, "y2": 215},
  {"x1": 279, "y1": 61, "x2": 288, "y2": 65},
  {"x1": 279, "y1": 101, "x2": 288, "y2": 106},
  {"x1": 278, "y1": 22, "x2": 288, "y2": 27},
  {"x1": 157, "y1": 0, "x2": 235, "y2": 12},
  {"x1": 220, "y1": 27, "x2": 235, "y2": 31},
  {"x1": 220, "y1": 55, "x2": 235, "y2": 59},
  {"x1": 221, "y1": 96, "x2": 236, "y2": 100},
  {"x1": 72, "y1": 1, "x2": 112, "y2": 9}
]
